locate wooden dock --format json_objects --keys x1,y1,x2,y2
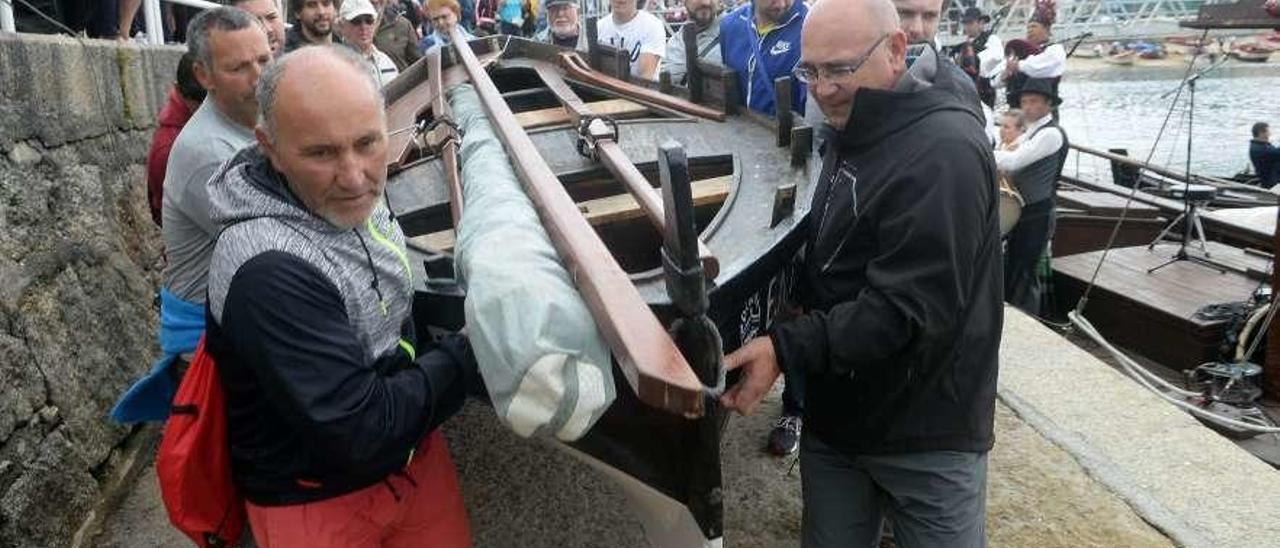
[{"x1": 1053, "y1": 243, "x2": 1271, "y2": 370}]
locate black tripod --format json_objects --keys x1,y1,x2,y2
[{"x1": 1148, "y1": 70, "x2": 1229, "y2": 275}]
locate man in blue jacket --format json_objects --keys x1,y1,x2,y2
[
  {"x1": 719, "y1": 0, "x2": 807, "y2": 117},
  {"x1": 1250, "y1": 122, "x2": 1280, "y2": 189}
]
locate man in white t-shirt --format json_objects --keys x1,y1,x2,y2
[{"x1": 596, "y1": 0, "x2": 666, "y2": 81}]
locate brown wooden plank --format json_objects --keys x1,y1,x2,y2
[
  {"x1": 1055, "y1": 243, "x2": 1266, "y2": 325},
  {"x1": 579, "y1": 175, "x2": 730, "y2": 225},
  {"x1": 1057, "y1": 191, "x2": 1160, "y2": 219},
  {"x1": 1203, "y1": 207, "x2": 1278, "y2": 238},
  {"x1": 444, "y1": 28, "x2": 704, "y2": 416},
  {"x1": 513, "y1": 98, "x2": 649, "y2": 129},
  {"x1": 407, "y1": 175, "x2": 732, "y2": 252}
]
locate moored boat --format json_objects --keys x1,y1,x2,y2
[{"x1": 380, "y1": 32, "x2": 816, "y2": 545}]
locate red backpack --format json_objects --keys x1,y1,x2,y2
[{"x1": 156, "y1": 336, "x2": 246, "y2": 547}]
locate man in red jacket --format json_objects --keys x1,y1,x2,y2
[{"x1": 145, "y1": 52, "x2": 206, "y2": 227}]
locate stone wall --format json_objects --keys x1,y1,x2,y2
[{"x1": 0, "y1": 33, "x2": 183, "y2": 548}]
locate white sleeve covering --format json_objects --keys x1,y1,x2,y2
[
  {"x1": 994, "y1": 123, "x2": 1064, "y2": 172},
  {"x1": 449, "y1": 84, "x2": 615, "y2": 442},
  {"x1": 978, "y1": 34, "x2": 1005, "y2": 79},
  {"x1": 1019, "y1": 43, "x2": 1066, "y2": 78}
]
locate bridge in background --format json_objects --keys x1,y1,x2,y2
[{"x1": 943, "y1": 0, "x2": 1256, "y2": 43}]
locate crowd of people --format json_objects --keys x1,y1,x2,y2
[{"x1": 98, "y1": 0, "x2": 1112, "y2": 545}]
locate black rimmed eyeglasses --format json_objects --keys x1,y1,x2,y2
[{"x1": 793, "y1": 33, "x2": 890, "y2": 85}]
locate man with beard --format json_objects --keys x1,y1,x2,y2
[
  {"x1": 721, "y1": 0, "x2": 1001, "y2": 543},
  {"x1": 162, "y1": 7, "x2": 271, "y2": 311},
  {"x1": 372, "y1": 0, "x2": 424, "y2": 70},
  {"x1": 112, "y1": 7, "x2": 271, "y2": 424},
  {"x1": 533, "y1": 0, "x2": 587, "y2": 49},
  {"x1": 285, "y1": 0, "x2": 344, "y2": 51},
  {"x1": 1000, "y1": 0, "x2": 1064, "y2": 108},
  {"x1": 233, "y1": 0, "x2": 288, "y2": 55},
  {"x1": 665, "y1": 0, "x2": 723, "y2": 86},
  {"x1": 720, "y1": 0, "x2": 808, "y2": 116}
]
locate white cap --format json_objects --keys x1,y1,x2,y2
[{"x1": 340, "y1": 0, "x2": 378, "y2": 21}]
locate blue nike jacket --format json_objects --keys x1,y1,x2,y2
[{"x1": 719, "y1": 0, "x2": 808, "y2": 117}]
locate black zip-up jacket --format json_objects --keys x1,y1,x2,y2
[
  {"x1": 1250, "y1": 139, "x2": 1280, "y2": 189},
  {"x1": 770, "y1": 49, "x2": 1003, "y2": 456}
]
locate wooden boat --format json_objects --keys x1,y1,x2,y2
[
  {"x1": 1105, "y1": 50, "x2": 1137, "y2": 65},
  {"x1": 1074, "y1": 44, "x2": 1103, "y2": 58},
  {"x1": 1229, "y1": 44, "x2": 1274, "y2": 62},
  {"x1": 380, "y1": 30, "x2": 816, "y2": 545},
  {"x1": 1053, "y1": 144, "x2": 1278, "y2": 254},
  {"x1": 1049, "y1": 147, "x2": 1280, "y2": 466}
]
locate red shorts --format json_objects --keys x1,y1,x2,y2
[{"x1": 245, "y1": 430, "x2": 471, "y2": 547}]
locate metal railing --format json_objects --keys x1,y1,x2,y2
[{"x1": 142, "y1": 0, "x2": 227, "y2": 45}]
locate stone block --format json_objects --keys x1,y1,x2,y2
[{"x1": 0, "y1": 34, "x2": 183, "y2": 147}]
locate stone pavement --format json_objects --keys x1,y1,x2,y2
[
  {"x1": 98, "y1": 308, "x2": 1193, "y2": 548},
  {"x1": 999, "y1": 307, "x2": 1280, "y2": 548}
]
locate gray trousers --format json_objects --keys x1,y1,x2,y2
[{"x1": 800, "y1": 434, "x2": 988, "y2": 548}]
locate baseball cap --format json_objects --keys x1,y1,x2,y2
[{"x1": 340, "y1": 0, "x2": 378, "y2": 21}]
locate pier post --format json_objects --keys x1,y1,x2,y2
[
  {"x1": 0, "y1": 1, "x2": 14, "y2": 34},
  {"x1": 143, "y1": 0, "x2": 163, "y2": 44}
]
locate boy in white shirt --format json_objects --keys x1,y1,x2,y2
[{"x1": 596, "y1": 0, "x2": 666, "y2": 81}]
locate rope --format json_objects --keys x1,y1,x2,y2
[{"x1": 1070, "y1": 310, "x2": 1280, "y2": 434}]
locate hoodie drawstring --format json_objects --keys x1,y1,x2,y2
[{"x1": 355, "y1": 229, "x2": 389, "y2": 316}]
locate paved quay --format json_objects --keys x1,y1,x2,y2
[{"x1": 94, "y1": 308, "x2": 1226, "y2": 547}]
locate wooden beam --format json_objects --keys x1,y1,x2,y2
[
  {"x1": 513, "y1": 99, "x2": 650, "y2": 129},
  {"x1": 449, "y1": 26, "x2": 706, "y2": 416},
  {"x1": 408, "y1": 175, "x2": 731, "y2": 252}
]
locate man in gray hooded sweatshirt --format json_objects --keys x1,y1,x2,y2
[{"x1": 203, "y1": 45, "x2": 478, "y2": 545}]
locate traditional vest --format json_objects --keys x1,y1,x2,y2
[{"x1": 1011, "y1": 121, "x2": 1069, "y2": 205}]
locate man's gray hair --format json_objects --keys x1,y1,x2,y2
[
  {"x1": 256, "y1": 45, "x2": 384, "y2": 141},
  {"x1": 187, "y1": 7, "x2": 261, "y2": 68}
]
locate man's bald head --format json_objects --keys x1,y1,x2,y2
[
  {"x1": 255, "y1": 46, "x2": 389, "y2": 229},
  {"x1": 256, "y1": 46, "x2": 383, "y2": 141},
  {"x1": 802, "y1": 0, "x2": 908, "y2": 129},
  {"x1": 808, "y1": 0, "x2": 900, "y2": 38}
]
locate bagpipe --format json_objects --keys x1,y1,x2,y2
[{"x1": 1004, "y1": 32, "x2": 1094, "y2": 62}]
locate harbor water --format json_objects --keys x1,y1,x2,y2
[{"x1": 1054, "y1": 60, "x2": 1280, "y2": 183}]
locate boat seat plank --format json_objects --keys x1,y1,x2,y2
[
  {"x1": 514, "y1": 99, "x2": 650, "y2": 129},
  {"x1": 407, "y1": 175, "x2": 731, "y2": 252},
  {"x1": 1202, "y1": 206, "x2": 1278, "y2": 239}
]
